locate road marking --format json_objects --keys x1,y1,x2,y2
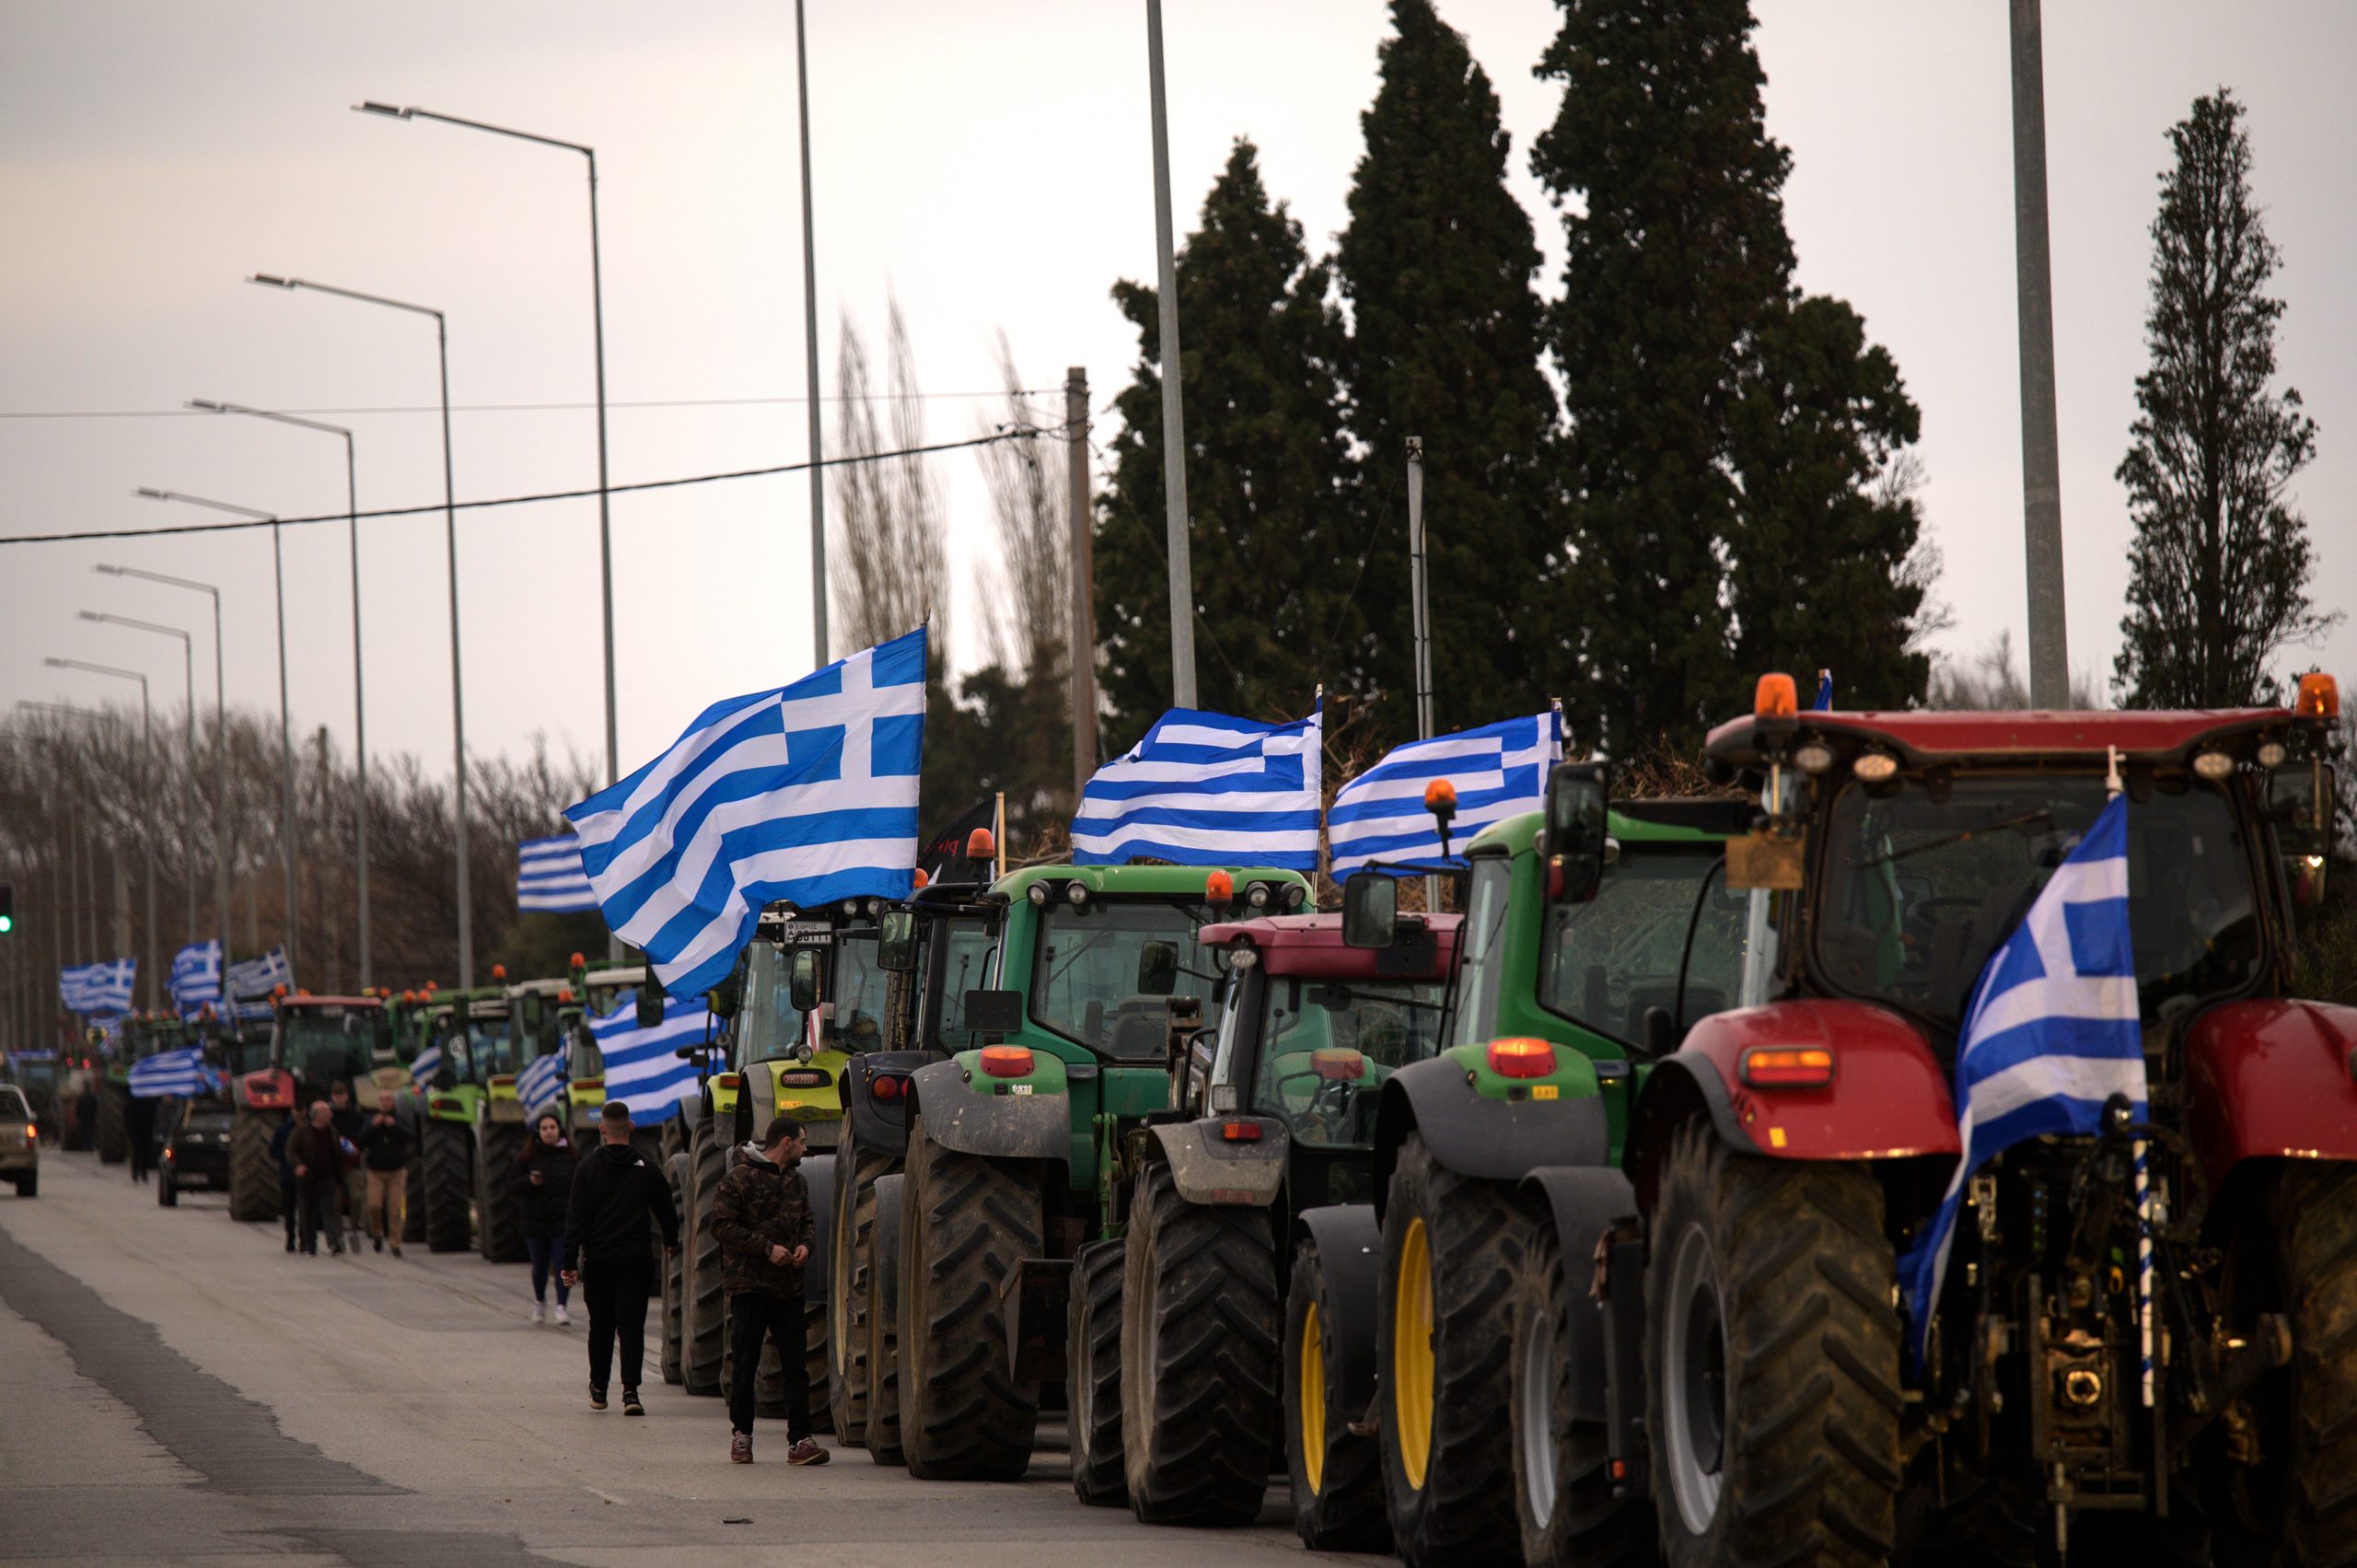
[{"x1": 582, "y1": 1484, "x2": 630, "y2": 1505}]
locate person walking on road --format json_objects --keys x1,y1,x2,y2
[
  {"x1": 268, "y1": 1113, "x2": 300, "y2": 1251},
  {"x1": 327, "y1": 1082, "x2": 367, "y2": 1249},
  {"x1": 289, "y1": 1100, "x2": 348, "y2": 1256},
  {"x1": 127, "y1": 1093, "x2": 158, "y2": 1185},
  {"x1": 711, "y1": 1115, "x2": 828, "y2": 1466},
  {"x1": 560, "y1": 1101, "x2": 677, "y2": 1415},
  {"x1": 355, "y1": 1089, "x2": 413, "y2": 1256},
  {"x1": 517, "y1": 1110, "x2": 577, "y2": 1326}
]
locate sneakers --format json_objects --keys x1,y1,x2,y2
[
  {"x1": 553, "y1": 1304, "x2": 571, "y2": 1327},
  {"x1": 731, "y1": 1431, "x2": 753, "y2": 1464},
  {"x1": 531, "y1": 1301, "x2": 546, "y2": 1325},
  {"x1": 390, "y1": 1243, "x2": 402, "y2": 1258},
  {"x1": 589, "y1": 1385, "x2": 608, "y2": 1411},
  {"x1": 622, "y1": 1389, "x2": 644, "y2": 1417},
  {"x1": 785, "y1": 1437, "x2": 830, "y2": 1466}
]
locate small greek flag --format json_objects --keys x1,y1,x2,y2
[
  {"x1": 1899, "y1": 795, "x2": 2145, "y2": 1370},
  {"x1": 1328, "y1": 711, "x2": 1562, "y2": 876},
  {"x1": 61, "y1": 958, "x2": 136, "y2": 1016},
  {"x1": 408, "y1": 1043, "x2": 445, "y2": 1091},
  {"x1": 170, "y1": 940, "x2": 223, "y2": 1016},
  {"x1": 587, "y1": 992, "x2": 709, "y2": 1128},
  {"x1": 225, "y1": 946, "x2": 293, "y2": 1001},
  {"x1": 1071, "y1": 704, "x2": 1322, "y2": 871},
  {"x1": 517, "y1": 833, "x2": 599, "y2": 913},
  {"x1": 516, "y1": 1051, "x2": 569, "y2": 1114},
  {"x1": 1812, "y1": 669, "x2": 1834, "y2": 711},
  {"x1": 129, "y1": 1046, "x2": 208, "y2": 1099},
  {"x1": 567, "y1": 628, "x2": 927, "y2": 1001}
]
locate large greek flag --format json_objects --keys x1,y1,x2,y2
[
  {"x1": 1899, "y1": 796, "x2": 2144, "y2": 1369},
  {"x1": 517, "y1": 833, "x2": 598, "y2": 913},
  {"x1": 586, "y1": 993, "x2": 709, "y2": 1128},
  {"x1": 567, "y1": 628, "x2": 927, "y2": 1000},
  {"x1": 129, "y1": 1046, "x2": 208, "y2": 1099},
  {"x1": 1328, "y1": 711, "x2": 1562, "y2": 876},
  {"x1": 516, "y1": 1051, "x2": 569, "y2": 1115},
  {"x1": 1070, "y1": 704, "x2": 1322, "y2": 871},
  {"x1": 170, "y1": 940, "x2": 223, "y2": 1016},
  {"x1": 61, "y1": 958, "x2": 135, "y2": 1016},
  {"x1": 226, "y1": 946, "x2": 293, "y2": 1001}
]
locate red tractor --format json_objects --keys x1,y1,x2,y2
[{"x1": 1519, "y1": 672, "x2": 2351, "y2": 1567}]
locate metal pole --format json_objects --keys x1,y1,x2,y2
[
  {"x1": 140, "y1": 681, "x2": 157, "y2": 1007},
  {"x1": 1407, "y1": 437, "x2": 1433, "y2": 743},
  {"x1": 211, "y1": 589, "x2": 227, "y2": 954},
  {"x1": 436, "y1": 317, "x2": 473, "y2": 989},
  {"x1": 1066, "y1": 368, "x2": 1098, "y2": 802},
  {"x1": 586, "y1": 152, "x2": 623, "y2": 968},
  {"x1": 2009, "y1": 0, "x2": 2070, "y2": 708},
  {"x1": 271, "y1": 523, "x2": 298, "y2": 981},
  {"x1": 343, "y1": 432, "x2": 370, "y2": 989},
  {"x1": 180, "y1": 641, "x2": 194, "y2": 947},
  {"x1": 1145, "y1": 0, "x2": 1197, "y2": 710},
  {"x1": 795, "y1": 0, "x2": 829, "y2": 668}
]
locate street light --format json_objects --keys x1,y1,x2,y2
[
  {"x1": 44, "y1": 657, "x2": 157, "y2": 1009},
  {"x1": 248, "y1": 273, "x2": 472, "y2": 987},
  {"x1": 189, "y1": 400, "x2": 372, "y2": 989},
  {"x1": 92, "y1": 565, "x2": 228, "y2": 966},
  {"x1": 78, "y1": 611, "x2": 195, "y2": 948},
  {"x1": 133, "y1": 489, "x2": 301, "y2": 982}
]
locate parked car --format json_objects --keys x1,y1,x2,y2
[{"x1": 0, "y1": 1084, "x2": 40, "y2": 1197}]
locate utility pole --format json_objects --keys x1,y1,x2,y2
[
  {"x1": 1145, "y1": 0, "x2": 1197, "y2": 709},
  {"x1": 2009, "y1": 0, "x2": 2070, "y2": 708},
  {"x1": 795, "y1": 0, "x2": 829, "y2": 668},
  {"x1": 1066, "y1": 368, "x2": 1098, "y2": 803},
  {"x1": 1407, "y1": 437, "x2": 1434, "y2": 745}
]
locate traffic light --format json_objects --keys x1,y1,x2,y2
[{"x1": 0, "y1": 882, "x2": 14, "y2": 935}]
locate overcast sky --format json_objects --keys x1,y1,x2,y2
[{"x1": 5, "y1": 0, "x2": 2351, "y2": 791}]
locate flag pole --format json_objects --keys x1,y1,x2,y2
[
  {"x1": 2110, "y1": 744, "x2": 2155, "y2": 1413},
  {"x1": 993, "y1": 793, "x2": 1006, "y2": 881}
]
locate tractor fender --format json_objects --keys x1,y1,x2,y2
[
  {"x1": 843, "y1": 1051, "x2": 930, "y2": 1159},
  {"x1": 1291, "y1": 1203, "x2": 1383, "y2": 1419},
  {"x1": 1141, "y1": 1117, "x2": 1287, "y2": 1206},
  {"x1": 1519, "y1": 1166, "x2": 1639, "y2": 1427},
  {"x1": 2184, "y1": 1000, "x2": 2357, "y2": 1188},
  {"x1": 799, "y1": 1156, "x2": 835, "y2": 1311},
  {"x1": 1372, "y1": 1055, "x2": 1608, "y2": 1225},
  {"x1": 907, "y1": 1057, "x2": 1068, "y2": 1165},
  {"x1": 1627, "y1": 1000, "x2": 1959, "y2": 1211}
]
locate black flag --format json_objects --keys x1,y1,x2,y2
[{"x1": 921, "y1": 799, "x2": 996, "y2": 884}]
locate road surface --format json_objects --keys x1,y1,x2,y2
[{"x1": 0, "y1": 1149, "x2": 1376, "y2": 1567}]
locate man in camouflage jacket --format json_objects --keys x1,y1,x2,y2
[{"x1": 711, "y1": 1115, "x2": 827, "y2": 1464}]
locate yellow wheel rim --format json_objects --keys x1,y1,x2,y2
[
  {"x1": 1392, "y1": 1216, "x2": 1435, "y2": 1489},
  {"x1": 1300, "y1": 1301, "x2": 1327, "y2": 1494}
]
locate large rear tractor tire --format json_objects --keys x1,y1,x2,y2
[
  {"x1": 661, "y1": 1152, "x2": 689, "y2": 1386},
  {"x1": 1510, "y1": 1220, "x2": 1652, "y2": 1567},
  {"x1": 421, "y1": 1120, "x2": 473, "y2": 1254},
  {"x1": 1120, "y1": 1162, "x2": 1280, "y2": 1523},
  {"x1": 1068, "y1": 1237, "x2": 1127, "y2": 1506},
  {"x1": 681, "y1": 1115, "x2": 728, "y2": 1396},
  {"x1": 97, "y1": 1086, "x2": 128, "y2": 1165},
  {"x1": 1287, "y1": 1231, "x2": 1389, "y2": 1552},
  {"x1": 228, "y1": 1109, "x2": 283, "y2": 1223},
  {"x1": 895, "y1": 1117, "x2": 1040, "y2": 1481},
  {"x1": 475, "y1": 1123, "x2": 528, "y2": 1263},
  {"x1": 1646, "y1": 1118, "x2": 1901, "y2": 1568},
  {"x1": 829, "y1": 1138, "x2": 898, "y2": 1446},
  {"x1": 1378, "y1": 1132, "x2": 1537, "y2": 1565},
  {"x1": 865, "y1": 1173, "x2": 908, "y2": 1465}
]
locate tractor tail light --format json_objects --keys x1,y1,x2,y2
[
  {"x1": 870, "y1": 1074, "x2": 903, "y2": 1102},
  {"x1": 1222, "y1": 1121, "x2": 1262, "y2": 1142},
  {"x1": 978, "y1": 1046, "x2": 1033, "y2": 1079},
  {"x1": 1741, "y1": 1047, "x2": 1835, "y2": 1088},
  {"x1": 780, "y1": 1068, "x2": 830, "y2": 1088},
  {"x1": 572, "y1": 1077, "x2": 603, "y2": 1093},
  {"x1": 1488, "y1": 1039, "x2": 1557, "y2": 1079},
  {"x1": 714, "y1": 1073, "x2": 740, "y2": 1091}
]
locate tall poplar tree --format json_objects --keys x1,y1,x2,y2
[
  {"x1": 2115, "y1": 90, "x2": 2332, "y2": 707},
  {"x1": 1334, "y1": 0, "x2": 1560, "y2": 738},
  {"x1": 1095, "y1": 140, "x2": 1355, "y2": 745}
]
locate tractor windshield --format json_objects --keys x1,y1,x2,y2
[
  {"x1": 1539, "y1": 843, "x2": 1746, "y2": 1046},
  {"x1": 1031, "y1": 899, "x2": 1221, "y2": 1059},
  {"x1": 277, "y1": 1012, "x2": 376, "y2": 1085},
  {"x1": 1242, "y1": 974, "x2": 1446, "y2": 1149},
  {"x1": 928, "y1": 914, "x2": 998, "y2": 1045},
  {"x1": 827, "y1": 935, "x2": 890, "y2": 1052},
  {"x1": 1815, "y1": 773, "x2": 2264, "y2": 1027}
]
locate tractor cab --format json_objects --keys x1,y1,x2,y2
[
  {"x1": 558, "y1": 961, "x2": 646, "y2": 1129},
  {"x1": 704, "y1": 900, "x2": 891, "y2": 1154},
  {"x1": 252, "y1": 993, "x2": 389, "y2": 1111}
]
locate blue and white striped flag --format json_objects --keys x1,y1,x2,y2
[
  {"x1": 225, "y1": 946, "x2": 293, "y2": 1002},
  {"x1": 170, "y1": 940, "x2": 223, "y2": 1016},
  {"x1": 517, "y1": 833, "x2": 598, "y2": 913},
  {"x1": 516, "y1": 1051, "x2": 569, "y2": 1114},
  {"x1": 567, "y1": 628, "x2": 927, "y2": 1000},
  {"x1": 1899, "y1": 795, "x2": 2144, "y2": 1370},
  {"x1": 408, "y1": 1043, "x2": 445, "y2": 1090},
  {"x1": 129, "y1": 1046, "x2": 208, "y2": 1099},
  {"x1": 586, "y1": 993, "x2": 709, "y2": 1128},
  {"x1": 61, "y1": 958, "x2": 136, "y2": 1016},
  {"x1": 1070, "y1": 704, "x2": 1322, "y2": 871},
  {"x1": 1328, "y1": 711, "x2": 1562, "y2": 876}
]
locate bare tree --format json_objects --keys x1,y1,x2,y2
[
  {"x1": 1924, "y1": 631, "x2": 2103, "y2": 711},
  {"x1": 976, "y1": 332, "x2": 1069, "y2": 683},
  {"x1": 830, "y1": 294, "x2": 946, "y2": 653}
]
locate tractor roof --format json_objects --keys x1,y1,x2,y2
[
  {"x1": 1705, "y1": 705, "x2": 2316, "y2": 769},
  {"x1": 1199, "y1": 912, "x2": 1460, "y2": 980},
  {"x1": 278, "y1": 994, "x2": 383, "y2": 1013},
  {"x1": 1466, "y1": 800, "x2": 1747, "y2": 859},
  {"x1": 995, "y1": 863, "x2": 1311, "y2": 899}
]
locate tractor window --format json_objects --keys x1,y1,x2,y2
[
  {"x1": 930, "y1": 916, "x2": 998, "y2": 1044},
  {"x1": 1030, "y1": 900, "x2": 1219, "y2": 1059},
  {"x1": 830, "y1": 935, "x2": 889, "y2": 1053},
  {"x1": 1538, "y1": 845, "x2": 1745, "y2": 1045},
  {"x1": 1446, "y1": 859, "x2": 1513, "y2": 1052},
  {"x1": 1251, "y1": 976, "x2": 1446, "y2": 1150},
  {"x1": 278, "y1": 1015, "x2": 374, "y2": 1085},
  {"x1": 737, "y1": 942, "x2": 798, "y2": 1065}
]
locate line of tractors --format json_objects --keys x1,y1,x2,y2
[{"x1": 76, "y1": 673, "x2": 2357, "y2": 1567}]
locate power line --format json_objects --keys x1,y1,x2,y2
[
  {"x1": 0, "y1": 390, "x2": 1062, "y2": 421},
  {"x1": 0, "y1": 425, "x2": 1047, "y2": 547}
]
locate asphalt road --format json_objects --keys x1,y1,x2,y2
[{"x1": 0, "y1": 1149, "x2": 1379, "y2": 1568}]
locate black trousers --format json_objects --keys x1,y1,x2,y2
[
  {"x1": 296, "y1": 1181, "x2": 343, "y2": 1253},
  {"x1": 584, "y1": 1257, "x2": 655, "y2": 1394},
  {"x1": 727, "y1": 1291, "x2": 812, "y2": 1441}
]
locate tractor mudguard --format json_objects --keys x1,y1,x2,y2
[
  {"x1": 907, "y1": 1057, "x2": 1068, "y2": 1165},
  {"x1": 1143, "y1": 1117, "x2": 1287, "y2": 1206},
  {"x1": 800, "y1": 1156, "x2": 835, "y2": 1312},
  {"x1": 1519, "y1": 1166, "x2": 1639, "y2": 1429},
  {"x1": 843, "y1": 1051, "x2": 930, "y2": 1159},
  {"x1": 1372, "y1": 1055, "x2": 1608, "y2": 1222},
  {"x1": 1292, "y1": 1204, "x2": 1383, "y2": 1420},
  {"x1": 2184, "y1": 999, "x2": 2357, "y2": 1187}
]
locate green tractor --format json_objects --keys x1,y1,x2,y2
[
  {"x1": 396, "y1": 975, "x2": 526, "y2": 1257},
  {"x1": 860, "y1": 861, "x2": 1311, "y2": 1481},
  {"x1": 226, "y1": 993, "x2": 393, "y2": 1225},
  {"x1": 99, "y1": 1013, "x2": 184, "y2": 1163}
]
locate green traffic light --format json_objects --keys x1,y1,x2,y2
[{"x1": 0, "y1": 915, "x2": 13, "y2": 933}]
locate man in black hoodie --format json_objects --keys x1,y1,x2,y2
[{"x1": 561, "y1": 1101, "x2": 679, "y2": 1414}]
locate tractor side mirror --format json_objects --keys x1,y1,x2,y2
[
  {"x1": 634, "y1": 979, "x2": 666, "y2": 1029},
  {"x1": 1137, "y1": 940, "x2": 1178, "y2": 997},
  {"x1": 877, "y1": 909, "x2": 919, "y2": 973},
  {"x1": 1546, "y1": 761, "x2": 1611, "y2": 904},
  {"x1": 1341, "y1": 871, "x2": 1398, "y2": 949},
  {"x1": 2269, "y1": 761, "x2": 2336, "y2": 851},
  {"x1": 788, "y1": 947, "x2": 821, "y2": 1014}
]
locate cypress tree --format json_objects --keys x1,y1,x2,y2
[
  {"x1": 1334, "y1": 0, "x2": 1560, "y2": 738},
  {"x1": 1095, "y1": 140, "x2": 1355, "y2": 744},
  {"x1": 2115, "y1": 90, "x2": 2332, "y2": 707}
]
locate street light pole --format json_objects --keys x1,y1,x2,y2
[
  {"x1": 793, "y1": 1, "x2": 829, "y2": 668},
  {"x1": 189, "y1": 400, "x2": 371, "y2": 988},
  {"x1": 78, "y1": 611, "x2": 195, "y2": 947},
  {"x1": 45, "y1": 659, "x2": 156, "y2": 1009},
  {"x1": 250, "y1": 273, "x2": 472, "y2": 987},
  {"x1": 1144, "y1": 0, "x2": 1197, "y2": 709},
  {"x1": 2008, "y1": 0, "x2": 2070, "y2": 708},
  {"x1": 134, "y1": 490, "x2": 300, "y2": 983}
]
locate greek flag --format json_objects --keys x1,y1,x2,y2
[
  {"x1": 517, "y1": 833, "x2": 598, "y2": 913},
  {"x1": 408, "y1": 1043, "x2": 445, "y2": 1091},
  {"x1": 1899, "y1": 796, "x2": 2144, "y2": 1370},
  {"x1": 129, "y1": 1046, "x2": 208, "y2": 1099},
  {"x1": 567, "y1": 628, "x2": 926, "y2": 1000},
  {"x1": 226, "y1": 947, "x2": 293, "y2": 1001},
  {"x1": 170, "y1": 940, "x2": 223, "y2": 1016},
  {"x1": 1812, "y1": 669, "x2": 1834, "y2": 711},
  {"x1": 586, "y1": 993, "x2": 709, "y2": 1128},
  {"x1": 1071, "y1": 704, "x2": 1322, "y2": 871},
  {"x1": 60, "y1": 958, "x2": 136, "y2": 1016},
  {"x1": 1328, "y1": 711, "x2": 1562, "y2": 876},
  {"x1": 516, "y1": 1051, "x2": 569, "y2": 1114}
]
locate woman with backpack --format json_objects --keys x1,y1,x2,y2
[{"x1": 516, "y1": 1110, "x2": 579, "y2": 1325}]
